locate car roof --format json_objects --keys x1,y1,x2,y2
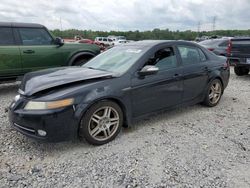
[
  {"x1": 123, "y1": 40, "x2": 196, "y2": 48},
  {"x1": 0, "y1": 22, "x2": 45, "y2": 28}
]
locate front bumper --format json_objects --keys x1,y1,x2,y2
[{"x1": 9, "y1": 105, "x2": 80, "y2": 142}]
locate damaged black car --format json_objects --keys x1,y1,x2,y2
[{"x1": 9, "y1": 40, "x2": 230, "y2": 145}]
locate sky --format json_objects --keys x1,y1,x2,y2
[{"x1": 0, "y1": 0, "x2": 250, "y2": 31}]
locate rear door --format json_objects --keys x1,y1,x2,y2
[
  {"x1": 16, "y1": 27, "x2": 63, "y2": 73},
  {"x1": 177, "y1": 45, "x2": 209, "y2": 102},
  {"x1": 0, "y1": 27, "x2": 22, "y2": 77}
]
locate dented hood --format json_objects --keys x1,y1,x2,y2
[{"x1": 19, "y1": 67, "x2": 113, "y2": 96}]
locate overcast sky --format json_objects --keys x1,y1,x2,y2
[{"x1": 0, "y1": 0, "x2": 249, "y2": 31}]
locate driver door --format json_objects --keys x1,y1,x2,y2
[
  {"x1": 16, "y1": 27, "x2": 63, "y2": 74},
  {"x1": 131, "y1": 46, "x2": 183, "y2": 117}
]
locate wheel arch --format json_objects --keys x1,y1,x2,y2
[
  {"x1": 68, "y1": 51, "x2": 96, "y2": 66},
  {"x1": 78, "y1": 97, "x2": 129, "y2": 129}
]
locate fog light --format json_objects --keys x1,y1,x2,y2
[{"x1": 37, "y1": 130, "x2": 47, "y2": 136}]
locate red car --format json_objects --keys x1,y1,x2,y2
[{"x1": 78, "y1": 39, "x2": 105, "y2": 50}]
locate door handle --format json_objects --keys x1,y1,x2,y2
[
  {"x1": 173, "y1": 73, "x2": 182, "y2": 79},
  {"x1": 203, "y1": 66, "x2": 208, "y2": 71},
  {"x1": 23, "y1": 50, "x2": 35, "y2": 54}
]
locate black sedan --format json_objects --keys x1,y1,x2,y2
[{"x1": 9, "y1": 40, "x2": 230, "y2": 145}]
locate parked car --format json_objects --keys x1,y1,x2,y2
[
  {"x1": 0, "y1": 22, "x2": 100, "y2": 81},
  {"x1": 77, "y1": 39, "x2": 106, "y2": 50},
  {"x1": 9, "y1": 40, "x2": 230, "y2": 145},
  {"x1": 227, "y1": 38, "x2": 250, "y2": 76},
  {"x1": 94, "y1": 37, "x2": 113, "y2": 48},
  {"x1": 199, "y1": 39, "x2": 230, "y2": 56},
  {"x1": 107, "y1": 35, "x2": 127, "y2": 46}
]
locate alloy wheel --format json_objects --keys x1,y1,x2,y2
[
  {"x1": 208, "y1": 81, "x2": 222, "y2": 104},
  {"x1": 88, "y1": 106, "x2": 120, "y2": 141}
]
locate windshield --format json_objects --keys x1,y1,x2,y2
[{"x1": 83, "y1": 46, "x2": 146, "y2": 74}]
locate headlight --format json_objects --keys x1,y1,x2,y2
[
  {"x1": 14, "y1": 95, "x2": 20, "y2": 102},
  {"x1": 24, "y1": 98, "x2": 74, "y2": 110}
]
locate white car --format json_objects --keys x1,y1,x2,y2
[{"x1": 94, "y1": 37, "x2": 113, "y2": 47}]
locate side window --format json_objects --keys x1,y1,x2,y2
[
  {"x1": 18, "y1": 28, "x2": 53, "y2": 45},
  {"x1": 219, "y1": 40, "x2": 229, "y2": 47},
  {"x1": 0, "y1": 27, "x2": 15, "y2": 45},
  {"x1": 177, "y1": 46, "x2": 201, "y2": 65},
  {"x1": 146, "y1": 47, "x2": 178, "y2": 70},
  {"x1": 198, "y1": 49, "x2": 207, "y2": 62},
  {"x1": 103, "y1": 38, "x2": 107, "y2": 42}
]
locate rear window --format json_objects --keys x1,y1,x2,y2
[
  {"x1": 232, "y1": 40, "x2": 250, "y2": 45},
  {"x1": 177, "y1": 46, "x2": 201, "y2": 65},
  {"x1": 0, "y1": 27, "x2": 15, "y2": 45},
  {"x1": 199, "y1": 40, "x2": 225, "y2": 46}
]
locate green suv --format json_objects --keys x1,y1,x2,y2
[{"x1": 0, "y1": 22, "x2": 100, "y2": 81}]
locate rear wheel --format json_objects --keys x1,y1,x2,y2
[
  {"x1": 203, "y1": 79, "x2": 223, "y2": 107},
  {"x1": 234, "y1": 66, "x2": 249, "y2": 76},
  {"x1": 79, "y1": 101, "x2": 123, "y2": 145}
]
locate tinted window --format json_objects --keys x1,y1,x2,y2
[
  {"x1": 148, "y1": 47, "x2": 177, "y2": 70},
  {"x1": 199, "y1": 40, "x2": 222, "y2": 46},
  {"x1": 218, "y1": 40, "x2": 229, "y2": 47},
  {"x1": 103, "y1": 38, "x2": 107, "y2": 41},
  {"x1": 0, "y1": 27, "x2": 15, "y2": 45},
  {"x1": 198, "y1": 49, "x2": 207, "y2": 62},
  {"x1": 19, "y1": 28, "x2": 53, "y2": 45},
  {"x1": 177, "y1": 46, "x2": 201, "y2": 65}
]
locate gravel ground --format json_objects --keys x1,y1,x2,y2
[{"x1": 0, "y1": 68, "x2": 250, "y2": 188}]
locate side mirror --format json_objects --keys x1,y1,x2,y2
[
  {"x1": 54, "y1": 37, "x2": 64, "y2": 46},
  {"x1": 138, "y1": 65, "x2": 159, "y2": 76}
]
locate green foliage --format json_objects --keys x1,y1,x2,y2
[{"x1": 50, "y1": 28, "x2": 250, "y2": 41}]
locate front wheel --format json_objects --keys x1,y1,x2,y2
[
  {"x1": 79, "y1": 101, "x2": 123, "y2": 145},
  {"x1": 203, "y1": 79, "x2": 223, "y2": 107}
]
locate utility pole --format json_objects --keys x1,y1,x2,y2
[
  {"x1": 60, "y1": 17, "x2": 62, "y2": 31},
  {"x1": 197, "y1": 21, "x2": 201, "y2": 33},
  {"x1": 197, "y1": 21, "x2": 201, "y2": 38},
  {"x1": 212, "y1": 16, "x2": 217, "y2": 31}
]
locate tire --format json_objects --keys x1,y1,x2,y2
[
  {"x1": 234, "y1": 66, "x2": 249, "y2": 76},
  {"x1": 100, "y1": 43, "x2": 105, "y2": 49},
  {"x1": 74, "y1": 57, "x2": 92, "y2": 66},
  {"x1": 203, "y1": 79, "x2": 223, "y2": 107},
  {"x1": 79, "y1": 100, "x2": 123, "y2": 145}
]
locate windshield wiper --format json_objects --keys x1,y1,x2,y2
[{"x1": 85, "y1": 66, "x2": 113, "y2": 72}]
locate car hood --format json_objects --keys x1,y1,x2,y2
[{"x1": 19, "y1": 67, "x2": 114, "y2": 96}]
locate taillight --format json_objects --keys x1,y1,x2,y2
[
  {"x1": 223, "y1": 59, "x2": 230, "y2": 69},
  {"x1": 227, "y1": 40, "x2": 232, "y2": 55},
  {"x1": 208, "y1": 48, "x2": 214, "y2": 51}
]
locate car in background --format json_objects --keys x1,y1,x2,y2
[
  {"x1": 199, "y1": 38, "x2": 230, "y2": 56},
  {"x1": 227, "y1": 38, "x2": 250, "y2": 76},
  {"x1": 108, "y1": 35, "x2": 127, "y2": 46},
  {"x1": 0, "y1": 22, "x2": 100, "y2": 81},
  {"x1": 76, "y1": 39, "x2": 105, "y2": 50},
  {"x1": 9, "y1": 40, "x2": 230, "y2": 145},
  {"x1": 94, "y1": 37, "x2": 113, "y2": 48}
]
